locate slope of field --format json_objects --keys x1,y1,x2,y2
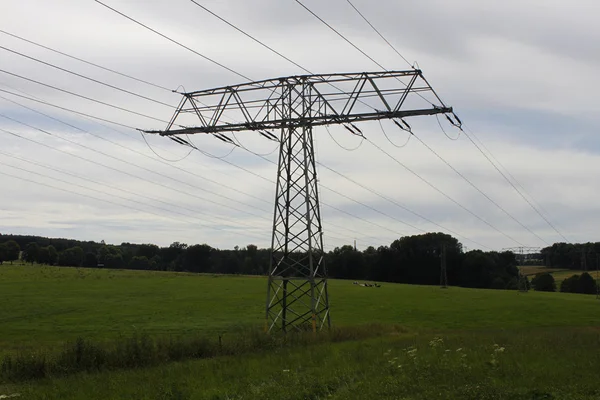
[
  {"x1": 1, "y1": 265, "x2": 600, "y2": 399},
  {"x1": 1, "y1": 265, "x2": 599, "y2": 353}
]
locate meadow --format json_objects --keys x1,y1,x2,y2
[{"x1": 1, "y1": 265, "x2": 599, "y2": 399}]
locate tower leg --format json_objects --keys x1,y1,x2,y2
[{"x1": 265, "y1": 82, "x2": 330, "y2": 333}]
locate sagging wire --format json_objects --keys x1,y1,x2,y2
[
  {"x1": 184, "y1": 134, "x2": 237, "y2": 159},
  {"x1": 327, "y1": 125, "x2": 364, "y2": 151},
  {"x1": 138, "y1": 131, "x2": 194, "y2": 162},
  {"x1": 232, "y1": 131, "x2": 279, "y2": 157},
  {"x1": 436, "y1": 114, "x2": 460, "y2": 141},
  {"x1": 379, "y1": 119, "x2": 411, "y2": 148}
]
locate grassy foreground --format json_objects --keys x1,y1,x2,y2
[{"x1": 1, "y1": 265, "x2": 600, "y2": 399}]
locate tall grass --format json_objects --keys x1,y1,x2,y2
[{"x1": 0, "y1": 323, "x2": 401, "y2": 382}]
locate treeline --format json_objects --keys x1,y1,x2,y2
[
  {"x1": 541, "y1": 242, "x2": 600, "y2": 269},
  {"x1": 1, "y1": 232, "x2": 523, "y2": 289}
]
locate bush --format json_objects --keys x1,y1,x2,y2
[
  {"x1": 560, "y1": 275, "x2": 580, "y2": 293},
  {"x1": 531, "y1": 273, "x2": 556, "y2": 292},
  {"x1": 578, "y1": 273, "x2": 597, "y2": 295}
]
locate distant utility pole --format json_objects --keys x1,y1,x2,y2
[
  {"x1": 440, "y1": 243, "x2": 448, "y2": 288},
  {"x1": 146, "y1": 70, "x2": 451, "y2": 333},
  {"x1": 596, "y1": 253, "x2": 600, "y2": 300}
]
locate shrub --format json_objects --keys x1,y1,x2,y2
[
  {"x1": 578, "y1": 273, "x2": 597, "y2": 295},
  {"x1": 560, "y1": 275, "x2": 580, "y2": 293},
  {"x1": 531, "y1": 273, "x2": 556, "y2": 292}
]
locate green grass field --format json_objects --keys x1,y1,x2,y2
[{"x1": 1, "y1": 265, "x2": 600, "y2": 399}]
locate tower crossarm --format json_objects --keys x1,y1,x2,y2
[{"x1": 144, "y1": 70, "x2": 452, "y2": 136}]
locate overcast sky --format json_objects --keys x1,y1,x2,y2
[{"x1": 1, "y1": 0, "x2": 599, "y2": 251}]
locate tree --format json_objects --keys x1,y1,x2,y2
[
  {"x1": 36, "y1": 247, "x2": 51, "y2": 265},
  {"x1": 578, "y1": 272, "x2": 597, "y2": 295},
  {"x1": 560, "y1": 274, "x2": 580, "y2": 293},
  {"x1": 4, "y1": 241, "x2": 20, "y2": 263},
  {"x1": 82, "y1": 252, "x2": 98, "y2": 268},
  {"x1": 58, "y1": 247, "x2": 84, "y2": 267},
  {"x1": 23, "y1": 242, "x2": 40, "y2": 264},
  {"x1": 47, "y1": 245, "x2": 58, "y2": 265},
  {"x1": 0, "y1": 243, "x2": 7, "y2": 264},
  {"x1": 531, "y1": 273, "x2": 556, "y2": 292},
  {"x1": 129, "y1": 256, "x2": 150, "y2": 270}
]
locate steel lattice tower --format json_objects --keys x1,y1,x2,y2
[{"x1": 145, "y1": 70, "x2": 452, "y2": 333}]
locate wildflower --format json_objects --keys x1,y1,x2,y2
[
  {"x1": 456, "y1": 348, "x2": 463, "y2": 352},
  {"x1": 283, "y1": 369, "x2": 290, "y2": 373},
  {"x1": 494, "y1": 347, "x2": 505, "y2": 353}
]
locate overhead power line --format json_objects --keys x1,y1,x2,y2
[
  {"x1": 0, "y1": 45, "x2": 174, "y2": 108},
  {"x1": 187, "y1": 0, "x2": 311, "y2": 75},
  {"x1": 344, "y1": 0, "x2": 413, "y2": 68},
  {"x1": 0, "y1": 87, "x2": 136, "y2": 129},
  {"x1": 0, "y1": 157, "x2": 266, "y2": 238},
  {"x1": 0, "y1": 114, "x2": 270, "y2": 219},
  {"x1": 365, "y1": 136, "x2": 525, "y2": 246},
  {"x1": 0, "y1": 29, "x2": 173, "y2": 92},
  {"x1": 93, "y1": 0, "x2": 252, "y2": 82},
  {"x1": 0, "y1": 68, "x2": 171, "y2": 124},
  {"x1": 460, "y1": 125, "x2": 570, "y2": 243},
  {"x1": 411, "y1": 133, "x2": 550, "y2": 245}
]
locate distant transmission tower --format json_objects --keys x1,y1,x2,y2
[
  {"x1": 440, "y1": 243, "x2": 448, "y2": 288},
  {"x1": 581, "y1": 248, "x2": 588, "y2": 272},
  {"x1": 596, "y1": 253, "x2": 600, "y2": 299},
  {"x1": 503, "y1": 246, "x2": 539, "y2": 293},
  {"x1": 145, "y1": 70, "x2": 451, "y2": 332}
]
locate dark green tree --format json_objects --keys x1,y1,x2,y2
[
  {"x1": 560, "y1": 274, "x2": 580, "y2": 293},
  {"x1": 0, "y1": 243, "x2": 8, "y2": 264},
  {"x1": 23, "y1": 242, "x2": 40, "y2": 264},
  {"x1": 531, "y1": 273, "x2": 556, "y2": 292},
  {"x1": 578, "y1": 272, "x2": 597, "y2": 295},
  {"x1": 58, "y1": 247, "x2": 84, "y2": 267},
  {"x1": 4, "y1": 240, "x2": 20, "y2": 263}
]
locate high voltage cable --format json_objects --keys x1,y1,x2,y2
[
  {"x1": 0, "y1": 129, "x2": 371, "y2": 248},
  {"x1": 187, "y1": 0, "x2": 311, "y2": 75},
  {"x1": 411, "y1": 133, "x2": 550, "y2": 245},
  {"x1": 461, "y1": 125, "x2": 570, "y2": 243},
  {"x1": 0, "y1": 68, "x2": 171, "y2": 124},
  {"x1": 0, "y1": 149, "x2": 247, "y2": 228},
  {"x1": 378, "y1": 120, "x2": 411, "y2": 148},
  {"x1": 0, "y1": 115, "x2": 270, "y2": 219},
  {"x1": 316, "y1": 155, "x2": 491, "y2": 250},
  {"x1": 340, "y1": 0, "x2": 565, "y2": 244},
  {"x1": 93, "y1": 0, "x2": 252, "y2": 82},
  {"x1": 365, "y1": 137, "x2": 525, "y2": 246},
  {"x1": 344, "y1": 0, "x2": 413, "y2": 68},
  {"x1": 0, "y1": 92, "x2": 271, "y2": 207},
  {"x1": 0, "y1": 87, "x2": 136, "y2": 129},
  {"x1": 0, "y1": 169, "x2": 265, "y2": 241},
  {"x1": 293, "y1": 0, "x2": 443, "y2": 107},
  {"x1": 0, "y1": 45, "x2": 175, "y2": 108},
  {"x1": 0, "y1": 29, "x2": 173, "y2": 92},
  {"x1": 0, "y1": 158, "x2": 266, "y2": 238},
  {"x1": 0, "y1": 120, "x2": 378, "y2": 247}
]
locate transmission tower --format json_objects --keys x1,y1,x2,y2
[
  {"x1": 145, "y1": 70, "x2": 451, "y2": 333},
  {"x1": 503, "y1": 246, "x2": 540, "y2": 292},
  {"x1": 596, "y1": 253, "x2": 600, "y2": 299},
  {"x1": 581, "y1": 248, "x2": 588, "y2": 272},
  {"x1": 440, "y1": 243, "x2": 448, "y2": 288}
]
